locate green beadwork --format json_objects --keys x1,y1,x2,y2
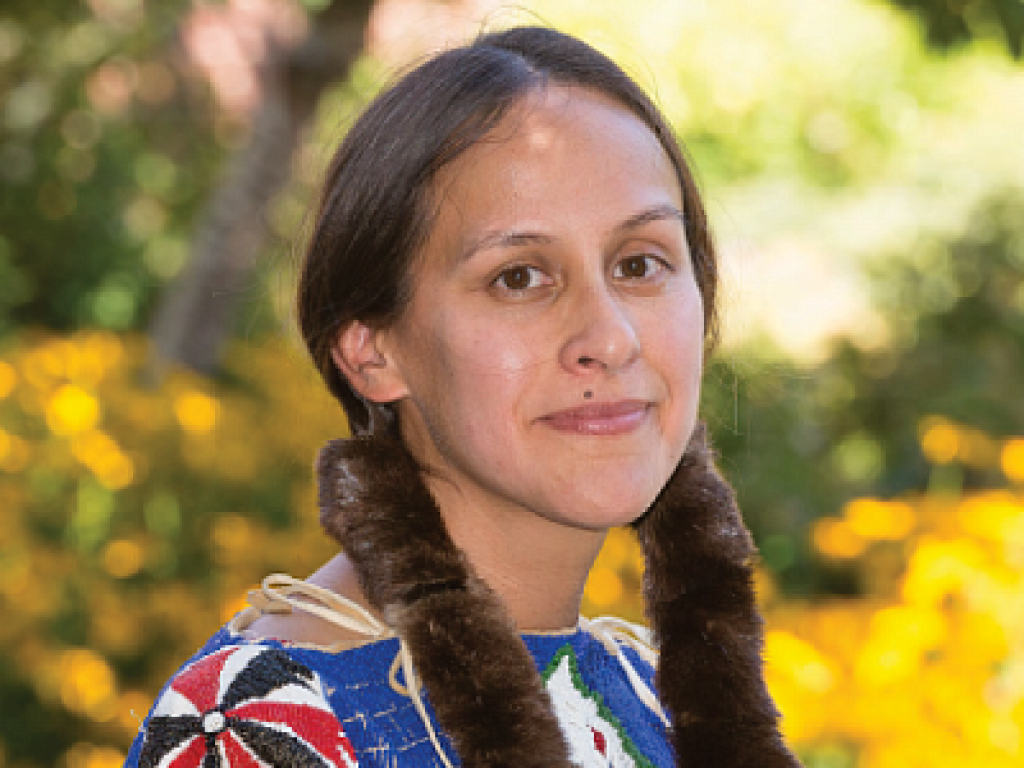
[{"x1": 542, "y1": 645, "x2": 656, "y2": 768}]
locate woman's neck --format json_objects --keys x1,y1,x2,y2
[
  {"x1": 425, "y1": 478, "x2": 607, "y2": 632},
  {"x1": 300, "y1": 520, "x2": 599, "y2": 642}
]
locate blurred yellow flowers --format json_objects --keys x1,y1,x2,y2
[
  {"x1": 2, "y1": 334, "x2": 1022, "y2": 767},
  {"x1": 765, "y1": 416, "x2": 1024, "y2": 765}
]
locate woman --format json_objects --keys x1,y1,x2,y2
[{"x1": 126, "y1": 26, "x2": 800, "y2": 768}]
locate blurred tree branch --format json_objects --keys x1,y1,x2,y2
[
  {"x1": 882, "y1": 0, "x2": 1024, "y2": 57},
  {"x1": 149, "y1": 0, "x2": 373, "y2": 378}
]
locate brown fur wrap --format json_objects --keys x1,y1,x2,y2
[
  {"x1": 317, "y1": 425, "x2": 801, "y2": 767},
  {"x1": 318, "y1": 436, "x2": 573, "y2": 766},
  {"x1": 633, "y1": 424, "x2": 800, "y2": 766}
]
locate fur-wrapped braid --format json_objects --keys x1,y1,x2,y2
[
  {"x1": 317, "y1": 426, "x2": 801, "y2": 767},
  {"x1": 633, "y1": 423, "x2": 800, "y2": 766},
  {"x1": 317, "y1": 437, "x2": 573, "y2": 766}
]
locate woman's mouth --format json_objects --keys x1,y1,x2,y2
[{"x1": 539, "y1": 400, "x2": 652, "y2": 435}]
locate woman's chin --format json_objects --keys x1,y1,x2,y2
[
  {"x1": 556, "y1": 471, "x2": 669, "y2": 527},
  {"x1": 543, "y1": 495, "x2": 656, "y2": 533}
]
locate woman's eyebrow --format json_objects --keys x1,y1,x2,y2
[
  {"x1": 614, "y1": 204, "x2": 686, "y2": 234},
  {"x1": 459, "y1": 204, "x2": 685, "y2": 264},
  {"x1": 459, "y1": 231, "x2": 554, "y2": 264}
]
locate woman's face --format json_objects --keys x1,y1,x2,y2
[{"x1": 376, "y1": 86, "x2": 704, "y2": 532}]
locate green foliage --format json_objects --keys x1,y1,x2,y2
[
  {"x1": 705, "y1": 189, "x2": 1024, "y2": 594},
  {"x1": 880, "y1": 0, "x2": 1024, "y2": 57},
  {"x1": 826, "y1": 191, "x2": 1024, "y2": 479},
  {"x1": 0, "y1": 1, "x2": 221, "y2": 335}
]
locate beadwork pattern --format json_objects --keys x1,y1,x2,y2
[
  {"x1": 543, "y1": 646, "x2": 655, "y2": 768},
  {"x1": 129, "y1": 625, "x2": 673, "y2": 767},
  {"x1": 139, "y1": 645, "x2": 359, "y2": 767}
]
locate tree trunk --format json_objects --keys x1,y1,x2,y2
[{"x1": 149, "y1": 0, "x2": 374, "y2": 378}]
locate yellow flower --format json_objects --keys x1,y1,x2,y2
[
  {"x1": 919, "y1": 417, "x2": 960, "y2": 464},
  {"x1": 812, "y1": 517, "x2": 867, "y2": 559},
  {"x1": 70, "y1": 430, "x2": 135, "y2": 489},
  {"x1": 0, "y1": 359, "x2": 16, "y2": 398},
  {"x1": 845, "y1": 498, "x2": 916, "y2": 540},
  {"x1": 902, "y1": 537, "x2": 987, "y2": 607},
  {"x1": 958, "y1": 492, "x2": 1024, "y2": 543},
  {"x1": 765, "y1": 630, "x2": 839, "y2": 693},
  {"x1": 46, "y1": 384, "x2": 100, "y2": 436},
  {"x1": 585, "y1": 566, "x2": 624, "y2": 609},
  {"x1": 103, "y1": 540, "x2": 144, "y2": 579},
  {"x1": 173, "y1": 391, "x2": 219, "y2": 434},
  {"x1": 1001, "y1": 439, "x2": 1024, "y2": 484},
  {"x1": 60, "y1": 649, "x2": 117, "y2": 720}
]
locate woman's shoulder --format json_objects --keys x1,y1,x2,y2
[
  {"x1": 128, "y1": 637, "x2": 366, "y2": 767},
  {"x1": 234, "y1": 601, "x2": 384, "y2": 654},
  {"x1": 234, "y1": 559, "x2": 389, "y2": 652}
]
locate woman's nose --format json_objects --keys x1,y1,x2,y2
[{"x1": 559, "y1": 285, "x2": 641, "y2": 374}]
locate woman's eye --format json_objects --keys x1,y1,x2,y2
[
  {"x1": 493, "y1": 265, "x2": 550, "y2": 292},
  {"x1": 615, "y1": 254, "x2": 665, "y2": 280}
]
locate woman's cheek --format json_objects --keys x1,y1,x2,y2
[{"x1": 457, "y1": 321, "x2": 549, "y2": 380}]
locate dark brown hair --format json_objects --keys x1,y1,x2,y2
[{"x1": 297, "y1": 25, "x2": 719, "y2": 436}]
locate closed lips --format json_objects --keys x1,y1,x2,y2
[{"x1": 539, "y1": 401, "x2": 651, "y2": 435}]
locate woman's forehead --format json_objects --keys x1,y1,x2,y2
[
  {"x1": 423, "y1": 86, "x2": 683, "y2": 251},
  {"x1": 453, "y1": 85, "x2": 663, "y2": 169}
]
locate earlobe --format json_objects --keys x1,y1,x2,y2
[{"x1": 331, "y1": 321, "x2": 409, "y2": 404}]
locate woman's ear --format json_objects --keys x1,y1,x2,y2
[{"x1": 331, "y1": 320, "x2": 409, "y2": 404}]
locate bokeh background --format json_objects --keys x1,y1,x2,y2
[{"x1": 2, "y1": 0, "x2": 1023, "y2": 766}]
